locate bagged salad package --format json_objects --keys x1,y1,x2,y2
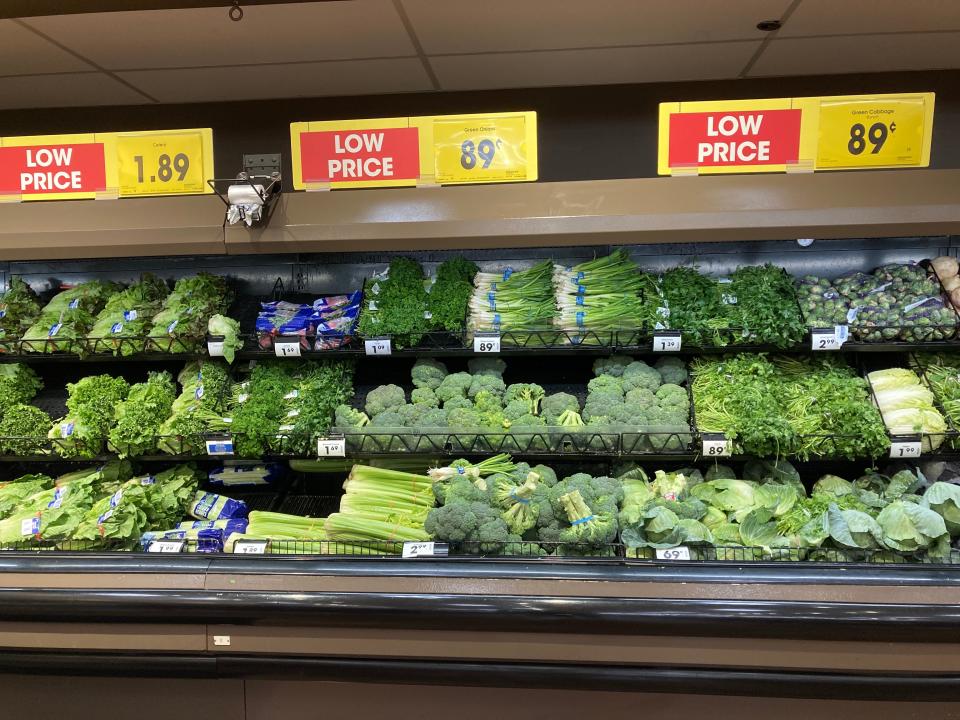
[{"x1": 255, "y1": 291, "x2": 361, "y2": 350}]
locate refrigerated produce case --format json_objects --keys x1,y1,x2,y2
[{"x1": 0, "y1": 172, "x2": 959, "y2": 711}]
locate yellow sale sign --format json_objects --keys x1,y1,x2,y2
[{"x1": 658, "y1": 92, "x2": 934, "y2": 175}]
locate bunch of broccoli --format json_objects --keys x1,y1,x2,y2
[{"x1": 580, "y1": 355, "x2": 692, "y2": 451}]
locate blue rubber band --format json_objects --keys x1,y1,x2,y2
[{"x1": 571, "y1": 515, "x2": 595, "y2": 526}]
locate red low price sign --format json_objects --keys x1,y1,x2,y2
[
  {"x1": 300, "y1": 127, "x2": 419, "y2": 184},
  {"x1": 667, "y1": 109, "x2": 802, "y2": 169},
  {"x1": 0, "y1": 143, "x2": 106, "y2": 195}
]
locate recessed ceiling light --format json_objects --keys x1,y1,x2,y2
[{"x1": 756, "y1": 19, "x2": 782, "y2": 31}]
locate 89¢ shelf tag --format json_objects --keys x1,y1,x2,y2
[
  {"x1": 655, "y1": 546, "x2": 690, "y2": 561},
  {"x1": 890, "y1": 436, "x2": 922, "y2": 459},
  {"x1": 148, "y1": 540, "x2": 185, "y2": 553},
  {"x1": 233, "y1": 540, "x2": 268, "y2": 555},
  {"x1": 702, "y1": 432, "x2": 731, "y2": 457},
  {"x1": 365, "y1": 338, "x2": 392, "y2": 356},
  {"x1": 207, "y1": 339, "x2": 225, "y2": 357},
  {"x1": 317, "y1": 437, "x2": 346, "y2": 457},
  {"x1": 653, "y1": 331, "x2": 682, "y2": 352},
  {"x1": 274, "y1": 338, "x2": 301, "y2": 358},
  {"x1": 402, "y1": 541, "x2": 449, "y2": 558},
  {"x1": 473, "y1": 334, "x2": 501, "y2": 353}
]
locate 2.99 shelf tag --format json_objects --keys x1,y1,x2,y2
[
  {"x1": 207, "y1": 339, "x2": 225, "y2": 357},
  {"x1": 233, "y1": 540, "x2": 268, "y2": 555},
  {"x1": 274, "y1": 338, "x2": 302, "y2": 358},
  {"x1": 148, "y1": 540, "x2": 185, "y2": 553},
  {"x1": 402, "y1": 541, "x2": 449, "y2": 558},
  {"x1": 317, "y1": 437, "x2": 346, "y2": 457},
  {"x1": 364, "y1": 338, "x2": 392, "y2": 356},
  {"x1": 811, "y1": 326, "x2": 848, "y2": 351},
  {"x1": 701, "y1": 432, "x2": 732, "y2": 457},
  {"x1": 655, "y1": 546, "x2": 691, "y2": 561},
  {"x1": 473, "y1": 334, "x2": 501, "y2": 353},
  {"x1": 890, "y1": 436, "x2": 922, "y2": 459},
  {"x1": 653, "y1": 331, "x2": 682, "y2": 352}
]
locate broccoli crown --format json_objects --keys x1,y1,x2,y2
[
  {"x1": 468, "y1": 374, "x2": 506, "y2": 399},
  {"x1": 467, "y1": 357, "x2": 507, "y2": 377},
  {"x1": 503, "y1": 399, "x2": 531, "y2": 422},
  {"x1": 587, "y1": 374, "x2": 623, "y2": 396},
  {"x1": 444, "y1": 475, "x2": 489, "y2": 504},
  {"x1": 530, "y1": 464, "x2": 558, "y2": 487},
  {"x1": 593, "y1": 355, "x2": 634, "y2": 377},
  {"x1": 552, "y1": 473, "x2": 623, "y2": 516},
  {"x1": 624, "y1": 387, "x2": 657, "y2": 407},
  {"x1": 425, "y1": 498, "x2": 515, "y2": 550},
  {"x1": 557, "y1": 489, "x2": 618, "y2": 547},
  {"x1": 656, "y1": 383, "x2": 690, "y2": 412},
  {"x1": 509, "y1": 413, "x2": 546, "y2": 429},
  {"x1": 447, "y1": 407, "x2": 484, "y2": 429},
  {"x1": 655, "y1": 356, "x2": 689, "y2": 385},
  {"x1": 411, "y1": 358, "x2": 448, "y2": 390},
  {"x1": 443, "y1": 396, "x2": 474, "y2": 412},
  {"x1": 532, "y1": 485, "x2": 563, "y2": 543},
  {"x1": 436, "y1": 372, "x2": 472, "y2": 402},
  {"x1": 505, "y1": 383, "x2": 545, "y2": 414},
  {"x1": 334, "y1": 404, "x2": 370, "y2": 429},
  {"x1": 583, "y1": 397, "x2": 626, "y2": 425},
  {"x1": 541, "y1": 392, "x2": 580, "y2": 423},
  {"x1": 419, "y1": 407, "x2": 448, "y2": 428},
  {"x1": 364, "y1": 384, "x2": 406, "y2": 416},
  {"x1": 621, "y1": 361, "x2": 662, "y2": 393},
  {"x1": 369, "y1": 410, "x2": 405, "y2": 428},
  {"x1": 397, "y1": 403, "x2": 433, "y2": 426},
  {"x1": 474, "y1": 390, "x2": 507, "y2": 428},
  {"x1": 410, "y1": 387, "x2": 439, "y2": 407}
]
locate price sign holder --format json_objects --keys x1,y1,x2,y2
[
  {"x1": 402, "y1": 541, "x2": 449, "y2": 558},
  {"x1": 473, "y1": 333, "x2": 501, "y2": 353},
  {"x1": 655, "y1": 546, "x2": 691, "y2": 561},
  {"x1": 207, "y1": 337, "x2": 225, "y2": 357},
  {"x1": 115, "y1": 128, "x2": 213, "y2": 197},
  {"x1": 890, "y1": 434, "x2": 923, "y2": 459},
  {"x1": 274, "y1": 336, "x2": 302, "y2": 358},
  {"x1": 702, "y1": 432, "x2": 732, "y2": 457},
  {"x1": 653, "y1": 331, "x2": 682, "y2": 352},
  {"x1": 317, "y1": 436, "x2": 346, "y2": 458},
  {"x1": 205, "y1": 434, "x2": 235, "y2": 456},
  {"x1": 148, "y1": 540, "x2": 185, "y2": 553},
  {"x1": 431, "y1": 112, "x2": 538, "y2": 185},
  {"x1": 364, "y1": 337, "x2": 392, "y2": 356},
  {"x1": 811, "y1": 325, "x2": 848, "y2": 351},
  {"x1": 233, "y1": 540, "x2": 268, "y2": 555}
]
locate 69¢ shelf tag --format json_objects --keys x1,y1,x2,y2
[
  {"x1": 655, "y1": 546, "x2": 690, "y2": 561},
  {"x1": 364, "y1": 338, "x2": 392, "y2": 356},
  {"x1": 317, "y1": 437, "x2": 346, "y2": 457},
  {"x1": 702, "y1": 432, "x2": 731, "y2": 457},
  {"x1": 890, "y1": 436, "x2": 922, "y2": 459},
  {"x1": 653, "y1": 331, "x2": 682, "y2": 352},
  {"x1": 473, "y1": 334, "x2": 501, "y2": 353}
]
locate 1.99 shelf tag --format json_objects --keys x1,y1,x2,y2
[
  {"x1": 274, "y1": 337, "x2": 302, "y2": 358},
  {"x1": 148, "y1": 540, "x2": 185, "y2": 553},
  {"x1": 364, "y1": 338, "x2": 392, "y2": 356},
  {"x1": 890, "y1": 436, "x2": 922, "y2": 459},
  {"x1": 473, "y1": 334, "x2": 501, "y2": 353},
  {"x1": 701, "y1": 432, "x2": 732, "y2": 457},
  {"x1": 811, "y1": 326, "x2": 848, "y2": 351},
  {"x1": 233, "y1": 540, "x2": 268, "y2": 555},
  {"x1": 653, "y1": 331, "x2": 682, "y2": 352},
  {"x1": 402, "y1": 541, "x2": 449, "y2": 558},
  {"x1": 317, "y1": 437, "x2": 346, "y2": 457},
  {"x1": 655, "y1": 546, "x2": 690, "y2": 561},
  {"x1": 207, "y1": 339, "x2": 225, "y2": 357}
]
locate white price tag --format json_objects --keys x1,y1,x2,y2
[
  {"x1": 364, "y1": 338, "x2": 392, "y2": 356},
  {"x1": 890, "y1": 439, "x2": 922, "y2": 459},
  {"x1": 317, "y1": 437, "x2": 346, "y2": 457},
  {"x1": 148, "y1": 540, "x2": 185, "y2": 553},
  {"x1": 205, "y1": 437, "x2": 234, "y2": 456},
  {"x1": 656, "y1": 546, "x2": 691, "y2": 561},
  {"x1": 811, "y1": 326, "x2": 848, "y2": 351},
  {"x1": 653, "y1": 332, "x2": 682, "y2": 352},
  {"x1": 233, "y1": 540, "x2": 268, "y2": 554},
  {"x1": 473, "y1": 334, "x2": 501, "y2": 353},
  {"x1": 207, "y1": 340, "x2": 225, "y2": 357},
  {"x1": 402, "y1": 541, "x2": 449, "y2": 558},
  {"x1": 701, "y1": 433, "x2": 731, "y2": 457},
  {"x1": 274, "y1": 338, "x2": 302, "y2": 358}
]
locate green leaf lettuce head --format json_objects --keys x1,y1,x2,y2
[
  {"x1": 0, "y1": 404, "x2": 51, "y2": 455},
  {"x1": 108, "y1": 371, "x2": 177, "y2": 457},
  {"x1": 0, "y1": 364, "x2": 43, "y2": 417}
]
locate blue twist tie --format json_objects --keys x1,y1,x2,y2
[
  {"x1": 576, "y1": 284, "x2": 586, "y2": 294},
  {"x1": 509, "y1": 490, "x2": 531, "y2": 505},
  {"x1": 503, "y1": 268, "x2": 513, "y2": 280},
  {"x1": 493, "y1": 313, "x2": 501, "y2": 327},
  {"x1": 576, "y1": 295, "x2": 585, "y2": 306},
  {"x1": 576, "y1": 271, "x2": 585, "y2": 280},
  {"x1": 487, "y1": 292, "x2": 496, "y2": 310},
  {"x1": 576, "y1": 311, "x2": 585, "y2": 327},
  {"x1": 457, "y1": 466, "x2": 466, "y2": 475},
  {"x1": 571, "y1": 515, "x2": 595, "y2": 526}
]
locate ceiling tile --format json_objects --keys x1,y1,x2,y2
[
  {"x1": 118, "y1": 58, "x2": 433, "y2": 103},
  {"x1": 432, "y1": 42, "x2": 761, "y2": 91},
  {"x1": 0, "y1": 19, "x2": 94, "y2": 75},
  {"x1": 23, "y1": 1, "x2": 416, "y2": 70},
  {"x1": 403, "y1": 0, "x2": 789, "y2": 54},
  {"x1": 780, "y1": 0, "x2": 960, "y2": 36},
  {"x1": 0, "y1": 73, "x2": 148, "y2": 110},
  {"x1": 750, "y1": 32, "x2": 960, "y2": 76}
]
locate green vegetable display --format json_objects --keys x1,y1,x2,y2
[
  {"x1": 157, "y1": 361, "x2": 232, "y2": 455},
  {"x1": 50, "y1": 374, "x2": 130, "y2": 458},
  {"x1": 86, "y1": 274, "x2": 169, "y2": 355},
  {"x1": 427, "y1": 257, "x2": 478, "y2": 333},
  {"x1": 867, "y1": 367, "x2": 948, "y2": 451},
  {"x1": 147, "y1": 273, "x2": 230, "y2": 353},
  {"x1": 207, "y1": 314, "x2": 243, "y2": 363},
  {"x1": 108, "y1": 371, "x2": 177, "y2": 457},
  {"x1": 21, "y1": 280, "x2": 118, "y2": 354},
  {"x1": 469, "y1": 260, "x2": 556, "y2": 335},
  {"x1": 0, "y1": 404, "x2": 51, "y2": 455},
  {"x1": 0, "y1": 278, "x2": 42, "y2": 351},
  {"x1": 0, "y1": 363, "x2": 42, "y2": 419}
]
